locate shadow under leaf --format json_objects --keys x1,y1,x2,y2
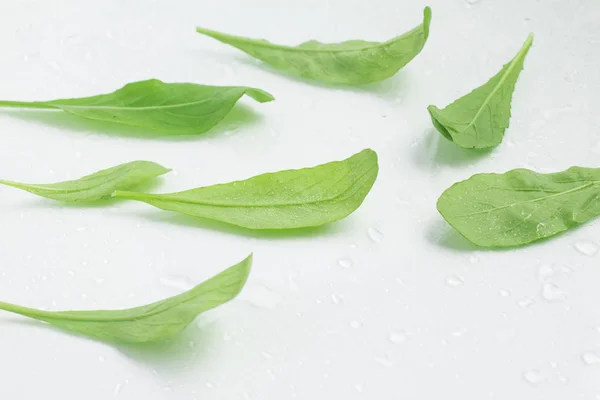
[
  {"x1": 232, "y1": 54, "x2": 409, "y2": 101},
  {"x1": 413, "y1": 129, "x2": 494, "y2": 172},
  {"x1": 135, "y1": 210, "x2": 350, "y2": 239},
  {"x1": 5, "y1": 316, "x2": 218, "y2": 368}
]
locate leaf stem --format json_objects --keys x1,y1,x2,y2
[
  {"x1": 0, "y1": 101, "x2": 55, "y2": 109},
  {"x1": 0, "y1": 300, "x2": 49, "y2": 319},
  {"x1": 112, "y1": 190, "x2": 150, "y2": 201}
]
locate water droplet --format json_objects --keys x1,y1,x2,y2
[
  {"x1": 113, "y1": 381, "x2": 128, "y2": 395},
  {"x1": 574, "y1": 241, "x2": 598, "y2": 256},
  {"x1": 523, "y1": 369, "x2": 546, "y2": 385},
  {"x1": 498, "y1": 289, "x2": 511, "y2": 297},
  {"x1": 67, "y1": 270, "x2": 75, "y2": 277},
  {"x1": 517, "y1": 296, "x2": 536, "y2": 308},
  {"x1": 261, "y1": 351, "x2": 274, "y2": 360},
  {"x1": 536, "y1": 222, "x2": 546, "y2": 235},
  {"x1": 331, "y1": 293, "x2": 343, "y2": 304},
  {"x1": 452, "y1": 328, "x2": 468, "y2": 337},
  {"x1": 95, "y1": 277, "x2": 105, "y2": 285},
  {"x1": 76, "y1": 226, "x2": 87, "y2": 232},
  {"x1": 538, "y1": 264, "x2": 555, "y2": 282},
  {"x1": 367, "y1": 227, "x2": 384, "y2": 243},
  {"x1": 374, "y1": 355, "x2": 393, "y2": 367},
  {"x1": 159, "y1": 274, "x2": 194, "y2": 291},
  {"x1": 354, "y1": 383, "x2": 364, "y2": 392},
  {"x1": 388, "y1": 330, "x2": 407, "y2": 343},
  {"x1": 542, "y1": 283, "x2": 567, "y2": 302},
  {"x1": 582, "y1": 351, "x2": 600, "y2": 365},
  {"x1": 338, "y1": 258, "x2": 353, "y2": 268},
  {"x1": 98, "y1": 355, "x2": 105, "y2": 362},
  {"x1": 468, "y1": 254, "x2": 479, "y2": 263},
  {"x1": 188, "y1": 340, "x2": 196, "y2": 349},
  {"x1": 244, "y1": 283, "x2": 282, "y2": 310},
  {"x1": 205, "y1": 381, "x2": 215, "y2": 389},
  {"x1": 445, "y1": 275, "x2": 464, "y2": 287},
  {"x1": 348, "y1": 243, "x2": 358, "y2": 249},
  {"x1": 465, "y1": 0, "x2": 480, "y2": 5},
  {"x1": 349, "y1": 320, "x2": 362, "y2": 329},
  {"x1": 288, "y1": 276, "x2": 299, "y2": 291}
]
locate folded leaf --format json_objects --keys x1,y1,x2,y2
[
  {"x1": 428, "y1": 33, "x2": 533, "y2": 149},
  {"x1": 437, "y1": 167, "x2": 600, "y2": 247},
  {"x1": 0, "y1": 79, "x2": 274, "y2": 134},
  {"x1": 0, "y1": 161, "x2": 170, "y2": 202},
  {"x1": 196, "y1": 7, "x2": 431, "y2": 85},
  {"x1": 114, "y1": 149, "x2": 378, "y2": 229},
  {"x1": 0, "y1": 254, "x2": 252, "y2": 343}
]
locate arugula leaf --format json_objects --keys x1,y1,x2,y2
[
  {"x1": 196, "y1": 7, "x2": 431, "y2": 85},
  {"x1": 0, "y1": 79, "x2": 274, "y2": 134},
  {"x1": 0, "y1": 161, "x2": 170, "y2": 202},
  {"x1": 114, "y1": 149, "x2": 378, "y2": 229},
  {"x1": 437, "y1": 167, "x2": 600, "y2": 247},
  {"x1": 428, "y1": 33, "x2": 533, "y2": 149},
  {"x1": 0, "y1": 254, "x2": 252, "y2": 343}
]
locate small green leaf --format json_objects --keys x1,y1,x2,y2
[
  {"x1": 0, "y1": 161, "x2": 170, "y2": 202},
  {"x1": 114, "y1": 149, "x2": 378, "y2": 230},
  {"x1": 428, "y1": 33, "x2": 533, "y2": 149},
  {"x1": 437, "y1": 167, "x2": 600, "y2": 247},
  {"x1": 0, "y1": 79, "x2": 274, "y2": 134},
  {"x1": 0, "y1": 254, "x2": 252, "y2": 343},
  {"x1": 196, "y1": 7, "x2": 431, "y2": 85}
]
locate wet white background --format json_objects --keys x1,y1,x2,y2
[{"x1": 0, "y1": 0, "x2": 599, "y2": 398}]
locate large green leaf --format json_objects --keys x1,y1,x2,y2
[
  {"x1": 0, "y1": 255, "x2": 252, "y2": 343},
  {"x1": 437, "y1": 166, "x2": 600, "y2": 247},
  {"x1": 114, "y1": 149, "x2": 378, "y2": 229},
  {"x1": 196, "y1": 7, "x2": 431, "y2": 85},
  {"x1": 428, "y1": 34, "x2": 533, "y2": 149},
  {"x1": 0, "y1": 161, "x2": 170, "y2": 202},
  {"x1": 0, "y1": 79, "x2": 274, "y2": 134}
]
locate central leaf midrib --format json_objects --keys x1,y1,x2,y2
[
  {"x1": 456, "y1": 180, "x2": 600, "y2": 218},
  {"x1": 135, "y1": 166, "x2": 374, "y2": 208},
  {"x1": 196, "y1": 22, "x2": 424, "y2": 55},
  {"x1": 458, "y1": 36, "x2": 532, "y2": 136},
  {"x1": 50, "y1": 97, "x2": 229, "y2": 111}
]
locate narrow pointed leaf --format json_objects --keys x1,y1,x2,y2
[
  {"x1": 428, "y1": 33, "x2": 533, "y2": 149},
  {"x1": 0, "y1": 254, "x2": 252, "y2": 343},
  {"x1": 114, "y1": 149, "x2": 378, "y2": 230},
  {"x1": 0, "y1": 161, "x2": 170, "y2": 202},
  {"x1": 0, "y1": 79, "x2": 274, "y2": 134},
  {"x1": 437, "y1": 167, "x2": 600, "y2": 247},
  {"x1": 196, "y1": 7, "x2": 431, "y2": 85}
]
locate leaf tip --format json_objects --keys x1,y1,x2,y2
[
  {"x1": 423, "y1": 6, "x2": 433, "y2": 38},
  {"x1": 233, "y1": 253, "x2": 253, "y2": 293}
]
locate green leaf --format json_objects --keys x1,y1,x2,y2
[
  {"x1": 0, "y1": 79, "x2": 274, "y2": 135},
  {"x1": 0, "y1": 161, "x2": 170, "y2": 202},
  {"x1": 196, "y1": 7, "x2": 431, "y2": 85},
  {"x1": 114, "y1": 149, "x2": 378, "y2": 230},
  {"x1": 0, "y1": 254, "x2": 252, "y2": 343},
  {"x1": 437, "y1": 167, "x2": 600, "y2": 248},
  {"x1": 428, "y1": 33, "x2": 533, "y2": 149}
]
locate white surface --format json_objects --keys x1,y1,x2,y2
[{"x1": 0, "y1": 0, "x2": 599, "y2": 398}]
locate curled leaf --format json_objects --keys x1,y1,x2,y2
[
  {"x1": 196, "y1": 7, "x2": 431, "y2": 84},
  {"x1": 114, "y1": 149, "x2": 378, "y2": 230},
  {"x1": 0, "y1": 161, "x2": 170, "y2": 202},
  {"x1": 0, "y1": 254, "x2": 252, "y2": 343},
  {"x1": 0, "y1": 79, "x2": 274, "y2": 135}
]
